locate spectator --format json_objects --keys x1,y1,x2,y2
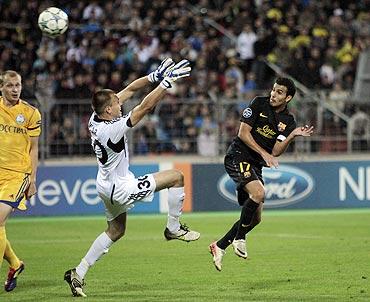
[
  {"x1": 348, "y1": 108, "x2": 370, "y2": 151},
  {"x1": 236, "y1": 24, "x2": 257, "y2": 74},
  {"x1": 1, "y1": 0, "x2": 369, "y2": 156},
  {"x1": 197, "y1": 128, "x2": 218, "y2": 156},
  {"x1": 82, "y1": 0, "x2": 104, "y2": 21},
  {"x1": 73, "y1": 73, "x2": 91, "y2": 99}
]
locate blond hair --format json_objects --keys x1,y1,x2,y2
[{"x1": 0, "y1": 70, "x2": 21, "y2": 86}]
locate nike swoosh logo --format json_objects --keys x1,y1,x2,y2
[
  {"x1": 241, "y1": 224, "x2": 248, "y2": 227},
  {"x1": 107, "y1": 137, "x2": 126, "y2": 153},
  {"x1": 259, "y1": 113, "x2": 268, "y2": 118}
]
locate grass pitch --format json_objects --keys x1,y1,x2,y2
[{"x1": 1, "y1": 209, "x2": 369, "y2": 301}]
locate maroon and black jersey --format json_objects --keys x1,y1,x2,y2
[{"x1": 229, "y1": 96, "x2": 296, "y2": 166}]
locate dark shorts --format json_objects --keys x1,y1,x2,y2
[{"x1": 224, "y1": 150, "x2": 263, "y2": 205}]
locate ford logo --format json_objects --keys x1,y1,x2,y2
[{"x1": 217, "y1": 165, "x2": 314, "y2": 208}]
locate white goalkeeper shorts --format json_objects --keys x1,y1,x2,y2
[{"x1": 97, "y1": 174, "x2": 156, "y2": 221}]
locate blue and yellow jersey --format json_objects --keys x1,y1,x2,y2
[{"x1": 0, "y1": 96, "x2": 41, "y2": 174}]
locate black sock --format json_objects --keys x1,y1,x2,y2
[
  {"x1": 235, "y1": 198, "x2": 260, "y2": 240},
  {"x1": 243, "y1": 223, "x2": 255, "y2": 236},
  {"x1": 217, "y1": 214, "x2": 259, "y2": 249},
  {"x1": 217, "y1": 221, "x2": 239, "y2": 250}
]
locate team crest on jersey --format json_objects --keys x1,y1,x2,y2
[
  {"x1": 243, "y1": 171, "x2": 251, "y2": 178},
  {"x1": 242, "y1": 108, "x2": 252, "y2": 118},
  {"x1": 16, "y1": 114, "x2": 25, "y2": 124},
  {"x1": 278, "y1": 122, "x2": 286, "y2": 132}
]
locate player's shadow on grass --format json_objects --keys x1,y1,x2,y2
[
  {"x1": 92, "y1": 283, "x2": 176, "y2": 301},
  {"x1": 0, "y1": 280, "x2": 75, "y2": 302},
  {"x1": 10, "y1": 279, "x2": 54, "y2": 291},
  {"x1": 18, "y1": 279, "x2": 77, "y2": 296},
  {"x1": 247, "y1": 277, "x2": 305, "y2": 289}
]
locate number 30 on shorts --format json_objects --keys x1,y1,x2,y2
[{"x1": 137, "y1": 175, "x2": 151, "y2": 189}]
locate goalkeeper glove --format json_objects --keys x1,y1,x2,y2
[
  {"x1": 147, "y1": 58, "x2": 175, "y2": 83},
  {"x1": 160, "y1": 59, "x2": 191, "y2": 89}
]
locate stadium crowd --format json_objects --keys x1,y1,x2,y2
[{"x1": 1, "y1": 0, "x2": 370, "y2": 156}]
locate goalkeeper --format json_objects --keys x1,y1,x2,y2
[{"x1": 64, "y1": 58, "x2": 200, "y2": 297}]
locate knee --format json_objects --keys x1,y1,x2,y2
[
  {"x1": 107, "y1": 225, "x2": 126, "y2": 242},
  {"x1": 173, "y1": 170, "x2": 184, "y2": 187},
  {"x1": 112, "y1": 229, "x2": 125, "y2": 242},
  {"x1": 249, "y1": 188, "x2": 265, "y2": 203}
]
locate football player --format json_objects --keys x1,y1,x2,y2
[
  {"x1": 209, "y1": 77, "x2": 314, "y2": 271},
  {"x1": 64, "y1": 58, "x2": 200, "y2": 297},
  {"x1": 0, "y1": 70, "x2": 41, "y2": 291}
]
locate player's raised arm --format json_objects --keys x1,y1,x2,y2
[
  {"x1": 116, "y1": 76, "x2": 150, "y2": 105},
  {"x1": 129, "y1": 60, "x2": 191, "y2": 126},
  {"x1": 117, "y1": 58, "x2": 175, "y2": 104},
  {"x1": 272, "y1": 125, "x2": 314, "y2": 156}
]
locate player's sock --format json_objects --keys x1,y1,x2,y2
[
  {"x1": 217, "y1": 220, "x2": 239, "y2": 250},
  {"x1": 3, "y1": 240, "x2": 21, "y2": 269},
  {"x1": 244, "y1": 224, "x2": 255, "y2": 236},
  {"x1": 166, "y1": 187, "x2": 184, "y2": 233},
  {"x1": 76, "y1": 232, "x2": 113, "y2": 279},
  {"x1": 0, "y1": 226, "x2": 6, "y2": 267},
  {"x1": 235, "y1": 198, "x2": 260, "y2": 240},
  {"x1": 75, "y1": 258, "x2": 89, "y2": 280}
]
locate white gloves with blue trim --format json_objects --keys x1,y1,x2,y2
[
  {"x1": 159, "y1": 59, "x2": 191, "y2": 90},
  {"x1": 147, "y1": 58, "x2": 175, "y2": 83}
]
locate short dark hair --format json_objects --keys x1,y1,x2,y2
[
  {"x1": 92, "y1": 89, "x2": 114, "y2": 115},
  {"x1": 275, "y1": 77, "x2": 296, "y2": 98}
]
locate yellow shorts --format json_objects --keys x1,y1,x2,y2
[{"x1": 0, "y1": 168, "x2": 30, "y2": 210}]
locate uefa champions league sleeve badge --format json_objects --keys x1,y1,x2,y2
[{"x1": 242, "y1": 108, "x2": 252, "y2": 118}]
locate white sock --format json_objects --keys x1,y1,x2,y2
[
  {"x1": 167, "y1": 187, "x2": 184, "y2": 233},
  {"x1": 76, "y1": 232, "x2": 114, "y2": 279}
]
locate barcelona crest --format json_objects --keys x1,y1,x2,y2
[{"x1": 277, "y1": 122, "x2": 286, "y2": 132}]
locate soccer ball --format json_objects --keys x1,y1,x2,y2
[{"x1": 38, "y1": 7, "x2": 68, "y2": 38}]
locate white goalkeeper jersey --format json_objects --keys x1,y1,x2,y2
[{"x1": 88, "y1": 109, "x2": 134, "y2": 187}]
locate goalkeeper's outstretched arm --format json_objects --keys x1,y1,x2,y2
[
  {"x1": 129, "y1": 61, "x2": 191, "y2": 126},
  {"x1": 117, "y1": 58, "x2": 175, "y2": 105},
  {"x1": 117, "y1": 76, "x2": 150, "y2": 105}
]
